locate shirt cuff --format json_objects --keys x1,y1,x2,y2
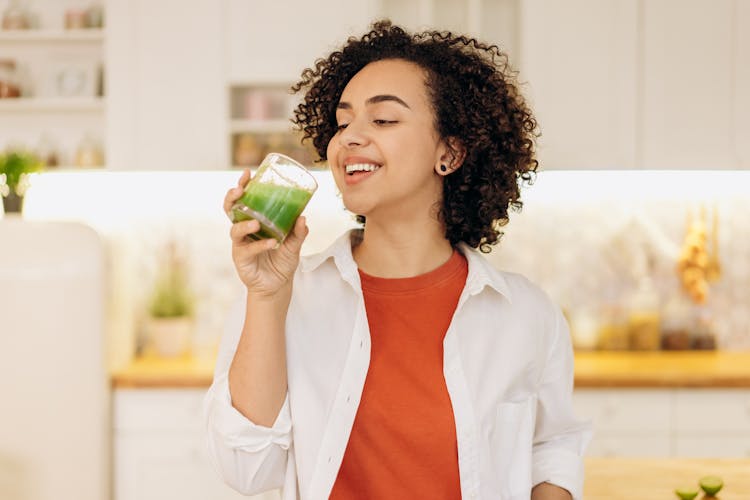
[
  {"x1": 532, "y1": 448, "x2": 585, "y2": 500},
  {"x1": 206, "y1": 374, "x2": 292, "y2": 452}
]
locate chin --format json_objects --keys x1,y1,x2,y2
[{"x1": 341, "y1": 197, "x2": 373, "y2": 220}]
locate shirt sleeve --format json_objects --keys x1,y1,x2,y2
[
  {"x1": 531, "y1": 303, "x2": 593, "y2": 500},
  {"x1": 203, "y1": 293, "x2": 293, "y2": 495}
]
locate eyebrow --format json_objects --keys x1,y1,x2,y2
[{"x1": 337, "y1": 94, "x2": 411, "y2": 110}]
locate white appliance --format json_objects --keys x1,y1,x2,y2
[{"x1": 0, "y1": 218, "x2": 108, "y2": 500}]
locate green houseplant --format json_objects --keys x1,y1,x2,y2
[
  {"x1": 0, "y1": 149, "x2": 43, "y2": 214},
  {"x1": 146, "y1": 242, "x2": 195, "y2": 358}
]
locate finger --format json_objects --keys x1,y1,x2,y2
[
  {"x1": 233, "y1": 235, "x2": 277, "y2": 257},
  {"x1": 282, "y1": 216, "x2": 309, "y2": 255},
  {"x1": 223, "y1": 169, "x2": 251, "y2": 214},
  {"x1": 237, "y1": 168, "x2": 251, "y2": 187},
  {"x1": 224, "y1": 186, "x2": 247, "y2": 213},
  {"x1": 229, "y1": 219, "x2": 262, "y2": 244}
]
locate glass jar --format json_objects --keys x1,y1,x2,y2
[
  {"x1": 2, "y1": 0, "x2": 29, "y2": 30},
  {"x1": 627, "y1": 275, "x2": 662, "y2": 351},
  {"x1": 85, "y1": 4, "x2": 104, "y2": 28},
  {"x1": 691, "y1": 305, "x2": 717, "y2": 350},
  {"x1": 661, "y1": 295, "x2": 692, "y2": 350},
  {"x1": 64, "y1": 8, "x2": 87, "y2": 30},
  {"x1": 0, "y1": 59, "x2": 21, "y2": 98},
  {"x1": 74, "y1": 135, "x2": 104, "y2": 168}
]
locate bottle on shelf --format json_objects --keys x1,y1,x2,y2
[
  {"x1": 626, "y1": 253, "x2": 662, "y2": 351},
  {"x1": 1, "y1": 0, "x2": 30, "y2": 30},
  {"x1": 35, "y1": 134, "x2": 59, "y2": 168},
  {"x1": 74, "y1": 134, "x2": 104, "y2": 168},
  {"x1": 0, "y1": 59, "x2": 21, "y2": 98},
  {"x1": 660, "y1": 294, "x2": 692, "y2": 350}
]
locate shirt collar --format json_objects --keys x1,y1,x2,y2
[
  {"x1": 300, "y1": 230, "x2": 513, "y2": 303},
  {"x1": 300, "y1": 230, "x2": 362, "y2": 288},
  {"x1": 457, "y1": 242, "x2": 513, "y2": 303}
]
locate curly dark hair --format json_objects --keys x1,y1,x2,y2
[{"x1": 291, "y1": 20, "x2": 539, "y2": 252}]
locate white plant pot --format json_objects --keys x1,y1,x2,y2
[{"x1": 147, "y1": 317, "x2": 193, "y2": 358}]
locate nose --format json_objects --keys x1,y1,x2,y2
[{"x1": 337, "y1": 118, "x2": 369, "y2": 148}]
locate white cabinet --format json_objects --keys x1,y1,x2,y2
[
  {"x1": 573, "y1": 389, "x2": 672, "y2": 457},
  {"x1": 519, "y1": 0, "x2": 638, "y2": 169},
  {"x1": 640, "y1": 0, "x2": 736, "y2": 169},
  {"x1": 114, "y1": 388, "x2": 280, "y2": 500},
  {"x1": 672, "y1": 389, "x2": 750, "y2": 458},
  {"x1": 224, "y1": 0, "x2": 378, "y2": 84},
  {"x1": 106, "y1": 0, "x2": 225, "y2": 170},
  {"x1": 574, "y1": 388, "x2": 750, "y2": 458},
  {"x1": 381, "y1": 0, "x2": 520, "y2": 59},
  {"x1": 520, "y1": 0, "x2": 748, "y2": 170}
]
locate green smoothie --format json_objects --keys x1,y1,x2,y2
[{"x1": 231, "y1": 181, "x2": 313, "y2": 242}]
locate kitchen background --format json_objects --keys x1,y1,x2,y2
[{"x1": 1, "y1": 0, "x2": 749, "y2": 499}]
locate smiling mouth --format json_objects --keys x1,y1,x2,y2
[{"x1": 345, "y1": 163, "x2": 381, "y2": 175}]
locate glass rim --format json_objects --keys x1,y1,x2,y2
[{"x1": 263, "y1": 152, "x2": 318, "y2": 190}]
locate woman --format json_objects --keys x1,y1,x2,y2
[{"x1": 205, "y1": 20, "x2": 591, "y2": 500}]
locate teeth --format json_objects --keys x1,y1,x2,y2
[{"x1": 345, "y1": 163, "x2": 381, "y2": 174}]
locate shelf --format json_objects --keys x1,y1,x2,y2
[
  {"x1": 0, "y1": 29, "x2": 104, "y2": 42},
  {"x1": 229, "y1": 119, "x2": 293, "y2": 134},
  {"x1": 0, "y1": 97, "x2": 104, "y2": 112}
]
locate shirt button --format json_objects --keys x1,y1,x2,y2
[
  {"x1": 359, "y1": 339, "x2": 364, "y2": 348},
  {"x1": 346, "y1": 395, "x2": 351, "y2": 403},
  {"x1": 328, "y1": 456, "x2": 332, "y2": 463}
]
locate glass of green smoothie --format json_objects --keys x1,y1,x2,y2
[{"x1": 229, "y1": 152, "x2": 317, "y2": 244}]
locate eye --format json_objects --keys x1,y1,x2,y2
[
  {"x1": 373, "y1": 119, "x2": 398, "y2": 126},
  {"x1": 336, "y1": 123, "x2": 349, "y2": 131}
]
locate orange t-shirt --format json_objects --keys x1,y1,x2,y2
[{"x1": 329, "y1": 250, "x2": 468, "y2": 500}]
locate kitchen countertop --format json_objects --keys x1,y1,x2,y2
[
  {"x1": 574, "y1": 350, "x2": 750, "y2": 388},
  {"x1": 110, "y1": 352, "x2": 217, "y2": 388},
  {"x1": 111, "y1": 350, "x2": 750, "y2": 389},
  {"x1": 584, "y1": 457, "x2": 750, "y2": 499}
]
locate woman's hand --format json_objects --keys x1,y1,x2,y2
[{"x1": 224, "y1": 169, "x2": 309, "y2": 297}]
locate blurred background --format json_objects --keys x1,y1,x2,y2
[{"x1": 1, "y1": 0, "x2": 749, "y2": 499}]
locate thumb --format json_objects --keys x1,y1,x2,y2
[{"x1": 282, "y1": 216, "x2": 309, "y2": 255}]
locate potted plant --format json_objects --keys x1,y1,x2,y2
[
  {"x1": 0, "y1": 149, "x2": 43, "y2": 214},
  {"x1": 145, "y1": 242, "x2": 195, "y2": 358}
]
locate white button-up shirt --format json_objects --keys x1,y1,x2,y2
[{"x1": 204, "y1": 230, "x2": 592, "y2": 500}]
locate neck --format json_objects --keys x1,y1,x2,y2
[{"x1": 353, "y1": 212, "x2": 454, "y2": 278}]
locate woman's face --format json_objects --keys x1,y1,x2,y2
[{"x1": 326, "y1": 58, "x2": 449, "y2": 222}]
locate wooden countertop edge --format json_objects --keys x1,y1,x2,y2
[
  {"x1": 574, "y1": 377, "x2": 750, "y2": 388},
  {"x1": 110, "y1": 376, "x2": 214, "y2": 389},
  {"x1": 110, "y1": 351, "x2": 750, "y2": 389},
  {"x1": 110, "y1": 376, "x2": 750, "y2": 389}
]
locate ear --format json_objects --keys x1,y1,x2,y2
[{"x1": 435, "y1": 137, "x2": 466, "y2": 176}]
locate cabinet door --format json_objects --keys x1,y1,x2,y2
[
  {"x1": 115, "y1": 432, "x2": 279, "y2": 500},
  {"x1": 106, "y1": 0, "x2": 226, "y2": 170},
  {"x1": 585, "y1": 433, "x2": 672, "y2": 457},
  {"x1": 519, "y1": 0, "x2": 638, "y2": 169},
  {"x1": 573, "y1": 389, "x2": 672, "y2": 433},
  {"x1": 114, "y1": 389, "x2": 280, "y2": 500},
  {"x1": 675, "y1": 435, "x2": 750, "y2": 458},
  {"x1": 736, "y1": 0, "x2": 750, "y2": 168},
  {"x1": 673, "y1": 389, "x2": 750, "y2": 433},
  {"x1": 573, "y1": 389, "x2": 673, "y2": 457},
  {"x1": 640, "y1": 0, "x2": 736, "y2": 169},
  {"x1": 225, "y1": 0, "x2": 379, "y2": 83}
]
